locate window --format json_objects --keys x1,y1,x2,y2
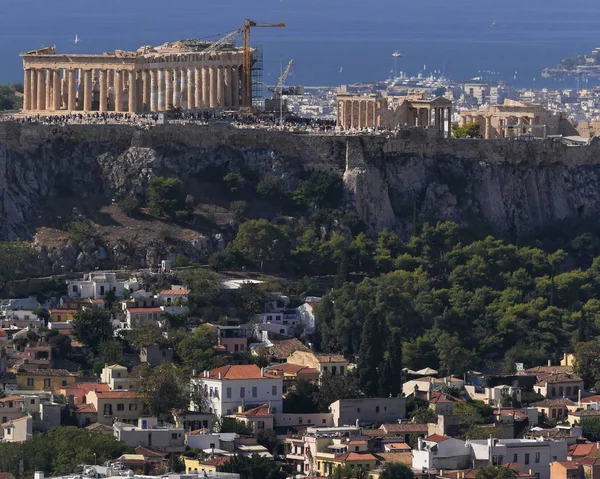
[
  {"x1": 227, "y1": 387, "x2": 232, "y2": 399},
  {"x1": 322, "y1": 419, "x2": 327, "y2": 424},
  {"x1": 332, "y1": 366, "x2": 337, "y2": 375},
  {"x1": 357, "y1": 408, "x2": 361, "y2": 413},
  {"x1": 210, "y1": 443, "x2": 216, "y2": 449},
  {"x1": 492, "y1": 456, "x2": 504, "y2": 466},
  {"x1": 5, "y1": 428, "x2": 11, "y2": 435},
  {"x1": 257, "y1": 421, "x2": 265, "y2": 430},
  {"x1": 513, "y1": 454, "x2": 518, "y2": 463},
  {"x1": 376, "y1": 406, "x2": 380, "y2": 413},
  {"x1": 535, "y1": 452, "x2": 540, "y2": 464},
  {"x1": 117, "y1": 403, "x2": 124, "y2": 411},
  {"x1": 355, "y1": 446, "x2": 359, "y2": 452},
  {"x1": 340, "y1": 366, "x2": 345, "y2": 375},
  {"x1": 100, "y1": 286, "x2": 105, "y2": 295},
  {"x1": 299, "y1": 418, "x2": 303, "y2": 424},
  {"x1": 104, "y1": 404, "x2": 112, "y2": 416},
  {"x1": 227, "y1": 409, "x2": 232, "y2": 415},
  {"x1": 117, "y1": 385, "x2": 123, "y2": 390},
  {"x1": 172, "y1": 433, "x2": 178, "y2": 439},
  {"x1": 73, "y1": 285, "x2": 78, "y2": 293},
  {"x1": 240, "y1": 387, "x2": 245, "y2": 398},
  {"x1": 1, "y1": 417, "x2": 6, "y2": 423},
  {"x1": 27, "y1": 378, "x2": 34, "y2": 387},
  {"x1": 252, "y1": 387, "x2": 257, "y2": 398},
  {"x1": 272, "y1": 407, "x2": 277, "y2": 413},
  {"x1": 551, "y1": 388, "x2": 556, "y2": 397},
  {"x1": 57, "y1": 315, "x2": 62, "y2": 321},
  {"x1": 43, "y1": 378, "x2": 51, "y2": 389},
  {"x1": 525, "y1": 454, "x2": 530, "y2": 465},
  {"x1": 566, "y1": 387, "x2": 572, "y2": 397},
  {"x1": 272, "y1": 385, "x2": 277, "y2": 396},
  {"x1": 574, "y1": 386, "x2": 579, "y2": 396},
  {"x1": 323, "y1": 367, "x2": 327, "y2": 373},
  {"x1": 558, "y1": 387, "x2": 564, "y2": 397},
  {"x1": 62, "y1": 380, "x2": 67, "y2": 387}
]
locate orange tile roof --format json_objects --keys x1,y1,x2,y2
[
  {"x1": 332, "y1": 452, "x2": 377, "y2": 462},
  {"x1": 555, "y1": 462, "x2": 581, "y2": 470},
  {"x1": 135, "y1": 446, "x2": 168, "y2": 458},
  {"x1": 203, "y1": 364, "x2": 277, "y2": 380},
  {"x1": 235, "y1": 404, "x2": 272, "y2": 417},
  {"x1": 128, "y1": 307, "x2": 163, "y2": 313},
  {"x1": 581, "y1": 396, "x2": 600, "y2": 403},
  {"x1": 424, "y1": 434, "x2": 451, "y2": 443},
  {"x1": 267, "y1": 363, "x2": 319, "y2": 375},
  {"x1": 94, "y1": 391, "x2": 141, "y2": 399},
  {"x1": 380, "y1": 423, "x2": 428, "y2": 434},
  {"x1": 159, "y1": 290, "x2": 191, "y2": 295},
  {"x1": 429, "y1": 392, "x2": 460, "y2": 404},
  {"x1": 314, "y1": 353, "x2": 347, "y2": 363},
  {"x1": 199, "y1": 457, "x2": 230, "y2": 467},
  {"x1": 49, "y1": 309, "x2": 78, "y2": 314},
  {"x1": 387, "y1": 443, "x2": 412, "y2": 451},
  {"x1": 569, "y1": 443, "x2": 598, "y2": 457},
  {"x1": 374, "y1": 452, "x2": 413, "y2": 465},
  {"x1": 76, "y1": 403, "x2": 97, "y2": 413},
  {"x1": 0, "y1": 396, "x2": 25, "y2": 403},
  {"x1": 63, "y1": 382, "x2": 109, "y2": 393}
]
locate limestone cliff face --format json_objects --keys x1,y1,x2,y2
[{"x1": 2, "y1": 122, "x2": 600, "y2": 260}]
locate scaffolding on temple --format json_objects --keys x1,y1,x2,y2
[{"x1": 251, "y1": 44, "x2": 264, "y2": 109}]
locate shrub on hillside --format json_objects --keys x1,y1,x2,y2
[
  {"x1": 117, "y1": 197, "x2": 140, "y2": 217},
  {"x1": 230, "y1": 201, "x2": 248, "y2": 222},
  {"x1": 256, "y1": 175, "x2": 282, "y2": 197},
  {"x1": 66, "y1": 221, "x2": 93, "y2": 244},
  {"x1": 147, "y1": 177, "x2": 185, "y2": 217},
  {"x1": 172, "y1": 254, "x2": 190, "y2": 267}
]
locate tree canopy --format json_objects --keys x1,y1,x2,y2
[{"x1": 72, "y1": 308, "x2": 113, "y2": 354}]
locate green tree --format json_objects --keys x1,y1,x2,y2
[
  {"x1": 219, "y1": 418, "x2": 254, "y2": 435},
  {"x1": 475, "y1": 466, "x2": 517, "y2": 479},
  {"x1": 256, "y1": 175, "x2": 282, "y2": 198},
  {"x1": 315, "y1": 374, "x2": 361, "y2": 412},
  {"x1": 223, "y1": 173, "x2": 243, "y2": 193},
  {"x1": 134, "y1": 363, "x2": 189, "y2": 420},
  {"x1": 98, "y1": 340, "x2": 124, "y2": 365},
  {"x1": 380, "y1": 462, "x2": 415, "y2": 479},
  {"x1": 435, "y1": 331, "x2": 476, "y2": 376},
  {"x1": 178, "y1": 268, "x2": 221, "y2": 310},
  {"x1": 175, "y1": 325, "x2": 220, "y2": 371},
  {"x1": 48, "y1": 334, "x2": 72, "y2": 359},
  {"x1": 171, "y1": 254, "x2": 191, "y2": 268},
  {"x1": 218, "y1": 454, "x2": 286, "y2": 479},
  {"x1": 411, "y1": 407, "x2": 437, "y2": 424},
  {"x1": 574, "y1": 339, "x2": 600, "y2": 390},
  {"x1": 147, "y1": 177, "x2": 186, "y2": 217},
  {"x1": 283, "y1": 380, "x2": 319, "y2": 413},
  {"x1": 72, "y1": 309, "x2": 113, "y2": 354},
  {"x1": 452, "y1": 122, "x2": 481, "y2": 138},
  {"x1": 581, "y1": 417, "x2": 600, "y2": 441},
  {"x1": 227, "y1": 219, "x2": 290, "y2": 270},
  {"x1": 358, "y1": 313, "x2": 384, "y2": 397},
  {"x1": 293, "y1": 171, "x2": 343, "y2": 209},
  {"x1": 230, "y1": 200, "x2": 249, "y2": 222}
]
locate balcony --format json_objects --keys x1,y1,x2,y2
[{"x1": 286, "y1": 453, "x2": 306, "y2": 461}]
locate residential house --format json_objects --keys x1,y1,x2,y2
[
  {"x1": 184, "y1": 457, "x2": 230, "y2": 474},
  {"x1": 533, "y1": 399, "x2": 576, "y2": 422},
  {"x1": 568, "y1": 442, "x2": 599, "y2": 461},
  {"x1": 464, "y1": 385, "x2": 522, "y2": 407},
  {"x1": 85, "y1": 390, "x2": 143, "y2": 425},
  {"x1": 273, "y1": 412, "x2": 334, "y2": 429},
  {"x1": 287, "y1": 350, "x2": 349, "y2": 376},
  {"x1": 47, "y1": 322, "x2": 74, "y2": 335},
  {"x1": 227, "y1": 404, "x2": 274, "y2": 432},
  {"x1": 255, "y1": 322, "x2": 293, "y2": 337},
  {"x1": 185, "y1": 431, "x2": 236, "y2": 451},
  {"x1": 0, "y1": 297, "x2": 40, "y2": 311},
  {"x1": 403, "y1": 376, "x2": 465, "y2": 396},
  {"x1": 139, "y1": 344, "x2": 174, "y2": 367},
  {"x1": 67, "y1": 271, "x2": 139, "y2": 299},
  {"x1": 329, "y1": 397, "x2": 406, "y2": 427},
  {"x1": 256, "y1": 337, "x2": 311, "y2": 364},
  {"x1": 173, "y1": 411, "x2": 216, "y2": 432},
  {"x1": 362, "y1": 423, "x2": 429, "y2": 445},
  {"x1": 75, "y1": 403, "x2": 99, "y2": 427},
  {"x1": 101, "y1": 364, "x2": 135, "y2": 390},
  {"x1": 60, "y1": 382, "x2": 109, "y2": 405},
  {"x1": 470, "y1": 438, "x2": 568, "y2": 479},
  {"x1": 534, "y1": 374, "x2": 584, "y2": 400},
  {"x1": 38, "y1": 403, "x2": 62, "y2": 432},
  {"x1": 568, "y1": 410, "x2": 600, "y2": 425},
  {"x1": 48, "y1": 309, "x2": 77, "y2": 322},
  {"x1": 317, "y1": 452, "x2": 378, "y2": 477},
  {"x1": 428, "y1": 392, "x2": 461, "y2": 415},
  {"x1": 16, "y1": 369, "x2": 76, "y2": 393},
  {"x1": 125, "y1": 307, "x2": 164, "y2": 329},
  {"x1": 550, "y1": 462, "x2": 585, "y2": 479},
  {"x1": 113, "y1": 418, "x2": 185, "y2": 452},
  {"x1": 412, "y1": 435, "x2": 471, "y2": 471},
  {"x1": 191, "y1": 365, "x2": 283, "y2": 417},
  {"x1": 0, "y1": 396, "x2": 26, "y2": 424},
  {"x1": 208, "y1": 325, "x2": 249, "y2": 354},
  {"x1": 285, "y1": 425, "x2": 364, "y2": 474},
  {"x1": 23, "y1": 344, "x2": 52, "y2": 369},
  {"x1": 0, "y1": 415, "x2": 32, "y2": 442},
  {"x1": 156, "y1": 288, "x2": 190, "y2": 306},
  {"x1": 265, "y1": 363, "x2": 320, "y2": 394}
]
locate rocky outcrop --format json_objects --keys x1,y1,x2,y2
[{"x1": 2, "y1": 122, "x2": 600, "y2": 262}]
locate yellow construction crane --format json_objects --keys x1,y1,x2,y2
[{"x1": 242, "y1": 18, "x2": 286, "y2": 109}]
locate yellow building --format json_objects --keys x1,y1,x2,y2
[
  {"x1": 16, "y1": 369, "x2": 76, "y2": 393},
  {"x1": 85, "y1": 390, "x2": 144, "y2": 425},
  {"x1": 287, "y1": 350, "x2": 349, "y2": 376},
  {"x1": 184, "y1": 457, "x2": 230, "y2": 474},
  {"x1": 49, "y1": 308, "x2": 77, "y2": 322},
  {"x1": 317, "y1": 452, "x2": 378, "y2": 476}
]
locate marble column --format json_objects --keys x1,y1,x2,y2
[
  {"x1": 83, "y1": 70, "x2": 93, "y2": 111},
  {"x1": 201, "y1": 67, "x2": 209, "y2": 108},
  {"x1": 45, "y1": 71, "x2": 52, "y2": 112},
  {"x1": 180, "y1": 69, "x2": 187, "y2": 110},
  {"x1": 485, "y1": 116, "x2": 492, "y2": 139},
  {"x1": 52, "y1": 70, "x2": 61, "y2": 111},
  {"x1": 231, "y1": 66, "x2": 240, "y2": 109},
  {"x1": 23, "y1": 69, "x2": 32, "y2": 111},
  {"x1": 217, "y1": 67, "x2": 225, "y2": 107},
  {"x1": 114, "y1": 70, "x2": 123, "y2": 112},
  {"x1": 128, "y1": 71, "x2": 137, "y2": 113},
  {"x1": 37, "y1": 70, "x2": 46, "y2": 111},
  {"x1": 187, "y1": 69, "x2": 194, "y2": 110},
  {"x1": 67, "y1": 70, "x2": 76, "y2": 111},
  {"x1": 142, "y1": 71, "x2": 150, "y2": 112},
  {"x1": 157, "y1": 69, "x2": 166, "y2": 111},
  {"x1": 173, "y1": 69, "x2": 181, "y2": 108},
  {"x1": 165, "y1": 70, "x2": 173, "y2": 109},
  {"x1": 99, "y1": 70, "x2": 107, "y2": 112},
  {"x1": 209, "y1": 66, "x2": 217, "y2": 108},
  {"x1": 447, "y1": 108, "x2": 452, "y2": 137},
  {"x1": 224, "y1": 66, "x2": 232, "y2": 108},
  {"x1": 150, "y1": 70, "x2": 158, "y2": 112}
]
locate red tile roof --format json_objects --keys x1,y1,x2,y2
[
  {"x1": 535, "y1": 373, "x2": 583, "y2": 386},
  {"x1": 332, "y1": 452, "x2": 377, "y2": 462},
  {"x1": 380, "y1": 423, "x2": 429, "y2": 434},
  {"x1": 429, "y1": 391, "x2": 460, "y2": 404},
  {"x1": 267, "y1": 363, "x2": 319, "y2": 375},
  {"x1": 128, "y1": 307, "x2": 163, "y2": 313},
  {"x1": 202, "y1": 364, "x2": 277, "y2": 380},
  {"x1": 0, "y1": 330, "x2": 6, "y2": 337},
  {"x1": 581, "y1": 396, "x2": 600, "y2": 403},
  {"x1": 235, "y1": 404, "x2": 272, "y2": 417},
  {"x1": 49, "y1": 309, "x2": 78, "y2": 314},
  {"x1": 159, "y1": 290, "x2": 191, "y2": 295},
  {"x1": 386, "y1": 443, "x2": 412, "y2": 451},
  {"x1": 134, "y1": 446, "x2": 168, "y2": 458},
  {"x1": 76, "y1": 403, "x2": 97, "y2": 413},
  {"x1": 555, "y1": 462, "x2": 581, "y2": 470},
  {"x1": 424, "y1": 434, "x2": 451, "y2": 443},
  {"x1": 199, "y1": 457, "x2": 230, "y2": 467},
  {"x1": 93, "y1": 391, "x2": 141, "y2": 399},
  {"x1": 569, "y1": 443, "x2": 598, "y2": 457},
  {"x1": 62, "y1": 382, "x2": 109, "y2": 393}
]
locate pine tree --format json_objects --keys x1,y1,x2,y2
[
  {"x1": 388, "y1": 328, "x2": 403, "y2": 397},
  {"x1": 358, "y1": 313, "x2": 383, "y2": 397}
]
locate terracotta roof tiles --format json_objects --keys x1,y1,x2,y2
[
  {"x1": 202, "y1": 364, "x2": 277, "y2": 380},
  {"x1": 424, "y1": 434, "x2": 451, "y2": 443},
  {"x1": 159, "y1": 290, "x2": 191, "y2": 295},
  {"x1": 332, "y1": 452, "x2": 376, "y2": 462}
]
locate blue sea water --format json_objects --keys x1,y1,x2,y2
[{"x1": 2, "y1": 0, "x2": 600, "y2": 89}]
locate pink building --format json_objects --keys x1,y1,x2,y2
[
  {"x1": 209, "y1": 325, "x2": 249, "y2": 354},
  {"x1": 60, "y1": 383, "x2": 109, "y2": 405}
]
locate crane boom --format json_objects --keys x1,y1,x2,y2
[
  {"x1": 275, "y1": 59, "x2": 294, "y2": 91},
  {"x1": 242, "y1": 18, "x2": 286, "y2": 109},
  {"x1": 200, "y1": 29, "x2": 242, "y2": 54}
]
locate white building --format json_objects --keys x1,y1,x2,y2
[
  {"x1": 113, "y1": 418, "x2": 185, "y2": 452},
  {"x1": 191, "y1": 365, "x2": 283, "y2": 417},
  {"x1": 412, "y1": 435, "x2": 471, "y2": 471},
  {"x1": 470, "y1": 438, "x2": 567, "y2": 479},
  {"x1": 0, "y1": 297, "x2": 41, "y2": 311},
  {"x1": 185, "y1": 431, "x2": 236, "y2": 451},
  {"x1": 101, "y1": 365, "x2": 135, "y2": 391},
  {"x1": 156, "y1": 288, "x2": 190, "y2": 306},
  {"x1": 68, "y1": 272, "x2": 140, "y2": 299},
  {"x1": 402, "y1": 376, "x2": 465, "y2": 396}
]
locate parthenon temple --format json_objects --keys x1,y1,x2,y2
[
  {"x1": 336, "y1": 92, "x2": 453, "y2": 136},
  {"x1": 20, "y1": 40, "x2": 244, "y2": 114}
]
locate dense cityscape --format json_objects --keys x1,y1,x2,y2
[{"x1": 3, "y1": 8, "x2": 600, "y2": 479}]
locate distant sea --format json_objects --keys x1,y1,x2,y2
[{"x1": 3, "y1": 0, "x2": 600, "y2": 90}]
